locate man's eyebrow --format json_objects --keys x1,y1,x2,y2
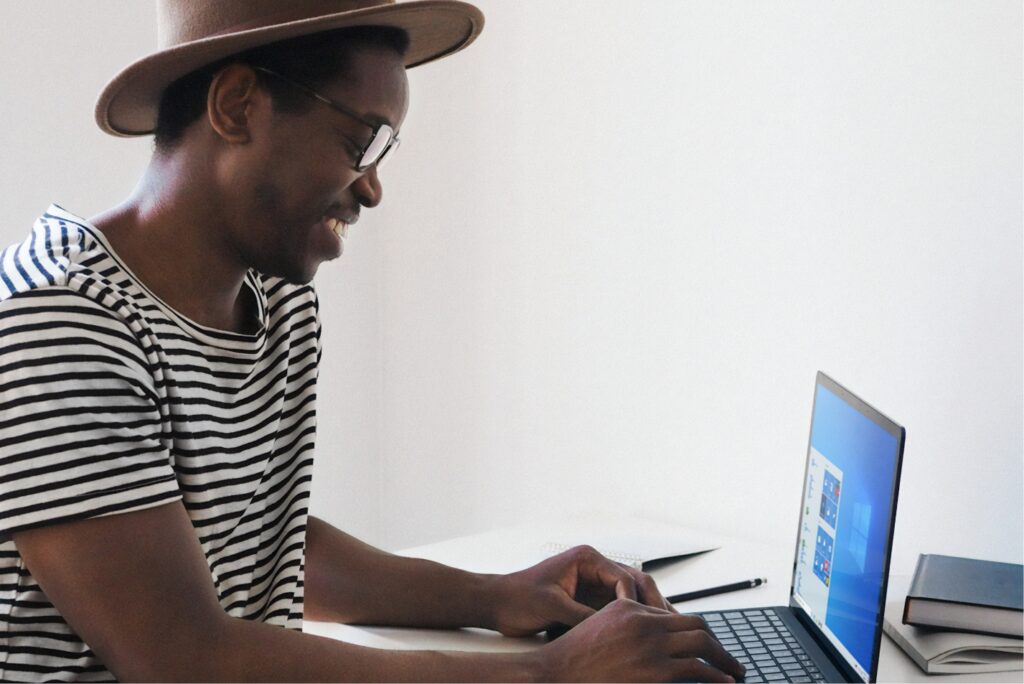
[{"x1": 361, "y1": 111, "x2": 395, "y2": 129}]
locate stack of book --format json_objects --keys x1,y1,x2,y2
[{"x1": 883, "y1": 554, "x2": 1023, "y2": 675}]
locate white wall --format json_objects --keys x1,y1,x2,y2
[
  {"x1": 4, "y1": 2, "x2": 1022, "y2": 579},
  {"x1": 365, "y1": 0, "x2": 1024, "y2": 577}
]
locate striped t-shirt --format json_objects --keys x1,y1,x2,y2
[{"x1": 0, "y1": 205, "x2": 319, "y2": 681}]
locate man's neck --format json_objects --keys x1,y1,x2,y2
[{"x1": 90, "y1": 153, "x2": 258, "y2": 335}]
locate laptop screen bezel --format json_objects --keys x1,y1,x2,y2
[{"x1": 787, "y1": 371, "x2": 906, "y2": 683}]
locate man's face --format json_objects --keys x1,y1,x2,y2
[{"x1": 229, "y1": 44, "x2": 410, "y2": 284}]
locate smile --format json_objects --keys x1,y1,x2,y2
[{"x1": 322, "y1": 216, "x2": 349, "y2": 240}]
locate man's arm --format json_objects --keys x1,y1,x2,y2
[
  {"x1": 13, "y1": 503, "x2": 538, "y2": 682},
  {"x1": 304, "y1": 515, "x2": 501, "y2": 628},
  {"x1": 14, "y1": 503, "x2": 743, "y2": 682},
  {"x1": 304, "y1": 515, "x2": 668, "y2": 634}
]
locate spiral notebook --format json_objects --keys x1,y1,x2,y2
[{"x1": 541, "y1": 516, "x2": 721, "y2": 570}]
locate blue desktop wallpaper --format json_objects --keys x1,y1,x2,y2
[{"x1": 810, "y1": 384, "x2": 900, "y2": 674}]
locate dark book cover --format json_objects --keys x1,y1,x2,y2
[{"x1": 903, "y1": 554, "x2": 1023, "y2": 636}]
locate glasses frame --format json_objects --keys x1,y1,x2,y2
[{"x1": 253, "y1": 66, "x2": 400, "y2": 171}]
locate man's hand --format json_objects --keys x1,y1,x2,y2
[
  {"x1": 538, "y1": 599, "x2": 745, "y2": 683},
  {"x1": 485, "y1": 546, "x2": 744, "y2": 681},
  {"x1": 488, "y1": 545, "x2": 675, "y2": 637}
]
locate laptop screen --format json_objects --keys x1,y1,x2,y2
[{"x1": 791, "y1": 375, "x2": 905, "y2": 682}]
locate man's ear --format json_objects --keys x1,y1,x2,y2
[{"x1": 206, "y1": 63, "x2": 263, "y2": 144}]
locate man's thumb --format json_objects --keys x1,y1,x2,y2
[{"x1": 551, "y1": 594, "x2": 597, "y2": 627}]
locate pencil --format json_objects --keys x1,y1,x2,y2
[{"x1": 667, "y1": 577, "x2": 767, "y2": 604}]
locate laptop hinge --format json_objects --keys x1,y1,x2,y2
[{"x1": 788, "y1": 601, "x2": 868, "y2": 682}]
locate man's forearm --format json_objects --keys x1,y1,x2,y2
[
  {"x1": 131, "y1": 612, "x2": 545, "y2": 682},
  {"x1": 303, "y1": 516, "x2": 504, "y2": 629}
]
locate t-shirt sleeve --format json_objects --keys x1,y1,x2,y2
[{"x1": 0, "y1": 291, "x2": 181, "y2": 538}]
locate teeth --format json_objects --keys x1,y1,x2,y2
[
  {"x1": 323, "y1": 217, "x2": 341, "y2": 236},
  {"x1": 322, "y1": 216, "x2": 351, "y2": 242}
]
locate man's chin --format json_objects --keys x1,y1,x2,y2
[{"x1": 258, "y1": 262, "x2": 319, "y2": 286}]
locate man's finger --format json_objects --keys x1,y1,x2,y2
[
  {"x1": 670, "y1": 657, "x2": 739, "y2": 684},
  {"x1": 624, "y1": 566, "x2": 672, "y2": 611},
  {"x1": 659, "y1": 612, "x2": 714, "y2": 633},
  {"x1": 550, "y1": 592, "x2": 598, "y2": 627},
  {"x1": 613, "y1": 573, "x2": 638, "y2": 601},
  {"x1": 668, "y1": 628, "x2": 745, "y2": 681},
  {"x1": 573, "y1": 547, "x2": 638, "y2": 601}
]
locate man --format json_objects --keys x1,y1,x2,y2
[{"x1": 0, "y1": 1, "x2": 744, "y2": 681}]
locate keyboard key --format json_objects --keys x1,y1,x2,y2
[
  {"x1": 782, "y1": 663, "x2": 806, "y2": 673},
  {"x1": 760, "y1": 665, "x2": 781, "y2": 675},
  {"x1": 776, "y1": 656, "x2": 797, "y2": 664},
  {"x1": 746, "y1": 647, "x2": 768, "y2": 656},
  {"x1": 763, "y1": 637, "x2": 783, "y2": 645},
  {"x1": 719, "y1": 638, "x2": 738, "y2": 647},
  {"x1": 746, "y1": 677, "x2": 765, "y2": 683}
]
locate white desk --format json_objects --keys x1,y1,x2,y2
[{"x1": 305, "y1": 522, "x2": 1020, "y2": 683}]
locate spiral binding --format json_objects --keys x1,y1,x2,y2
[{"x1": 542, "y1": 542, "x2": 644, "y2": 570}]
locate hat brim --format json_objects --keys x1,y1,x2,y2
[{"x1": 95, "y1": 0, "x2": 483, "y2": 137}]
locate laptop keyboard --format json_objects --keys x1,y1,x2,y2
[{"x1": 702, "y1": 609, "x2": 826, "y2": 683}]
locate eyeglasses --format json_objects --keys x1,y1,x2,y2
[{"x1": 253, "y1": 66, "x2": 400, "y2": 171}]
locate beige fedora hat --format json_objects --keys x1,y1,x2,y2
[{"x1": 95, "y1": 0, "x2": 484, "y2": 137}]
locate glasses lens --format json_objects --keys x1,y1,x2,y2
[
  {"x1": 376, "y1": 138, "x2": 400, "y2": 169},
  {"x1": 360, "y1": 125, "x2": 394, "y2": 169}
]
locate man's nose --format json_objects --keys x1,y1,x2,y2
[{"x1": 353, "y1": 166, "x2": 383, "y2": 208}]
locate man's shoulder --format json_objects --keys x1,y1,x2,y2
[
  {"x1": 0, "y1": 206, "x2": 144, "y2": 344},
  {"x1": 0, "y1": 205, "x2": 113, "y2": 304}
]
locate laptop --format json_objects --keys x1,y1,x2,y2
[{"x1": 699, "y1": 372, "x2": 906, "y2": 683}]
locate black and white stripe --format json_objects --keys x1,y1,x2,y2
[{"x1": 0, "y1": 205, "x2": 318, "y2": 681}]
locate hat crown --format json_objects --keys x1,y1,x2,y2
[{"x1": 157, "y1": 0, "x2": 396, "y2": 48}]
